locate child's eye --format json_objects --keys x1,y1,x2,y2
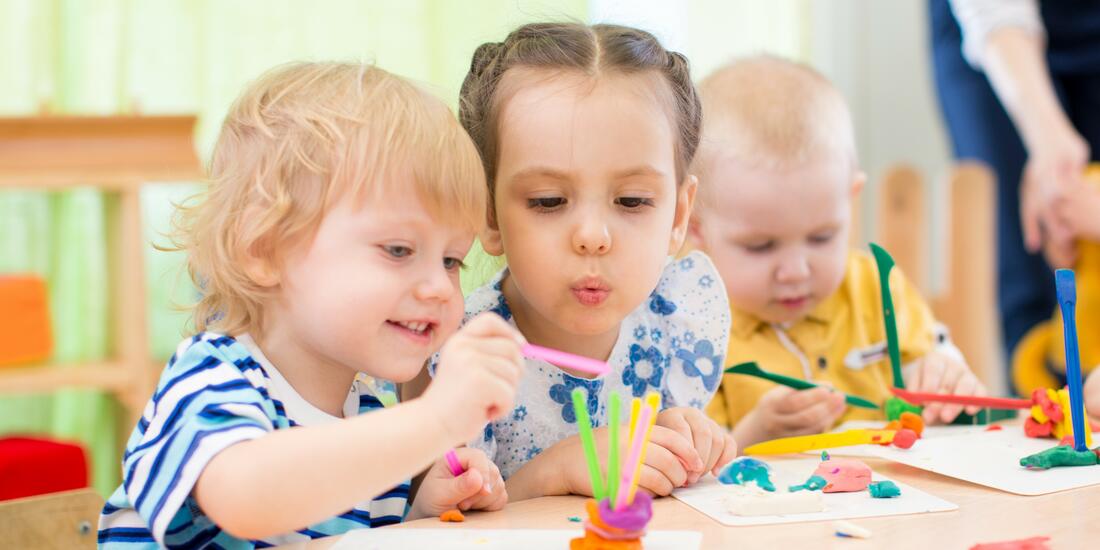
[
  {"x1": 744, "y1": 241, "x2": 775, "y2": 254},
  {"x1": 809, "y1": 232, "x2": 835, "y2": 245},
  {"x1": 443, "y1": 256, "x2": 466, "y2": 272},
  {"x1": 615, "y1": 197, "x2": 654, "y2": 209},
  {"x1": 383, "y1": 245, "x2": 413, "y2": 258},
  {"x1": 527, "y1": 197, "x2": 566, "y2": 211}
]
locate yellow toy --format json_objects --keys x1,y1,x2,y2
[{"x1": 1012, "y1": 165, "x2": 1100, "y2": 395}]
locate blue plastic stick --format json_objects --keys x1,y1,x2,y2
[{"x1": 1055, "y1": 269, "x2": 1088, "y2": 452}]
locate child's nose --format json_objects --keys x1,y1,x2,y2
[
  {"x1": 415, "y1": 266, "x2": 456, "y2": 301},
  {"x1": 571, "y1": 214, "x2": 611, "y2": 255},
  {"x1": 775, "y1": 253, "x2": 810, "y2": 282}
]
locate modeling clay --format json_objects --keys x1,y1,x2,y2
[
  {"x1": 439, "y1": 509, "x2": 465, "y2": 522},
  {"x1": 813, "y1": 458, "x2": 872, "y2": 493},
  {"x1": 1019, "y1": 444, "x2": 1100, "y2": 470},
  {"x1": 788, "y1": 475, "x2": 826, "y2": 492},
  {"x1": 868, "y1": 480, "x2": 901, "y2": 498},
  {"x1": 718, "y1": 457, "x2": 775, "y2": 491}
]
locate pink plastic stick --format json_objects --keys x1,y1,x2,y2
[
  {"x1": 523, "y1": 343, "x2": 610, "y2": 375},
  {"x1": 614, "y1": 404, "x2": 653, "y2": 511},
  {"x1": 445, "y1": 449, "x2": 465, "y2": 477}
]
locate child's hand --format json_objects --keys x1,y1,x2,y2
[
  {"x1": 734, "y1": 385, "x2": 846, "y2": 447},
  {"x1": 1085, "y1": 368, "x2": 1100, "y2": 422},
  {"x1": 424, "y1": 313, "x2": 525, "y2": 443},
  {"x1": 655, "y1": 407, "x2": 738, "y2": 484},
  {"x1": 902, "y1": 350, "x2": 987, "y2": 424},
  {"x1": 408, "y1": 447, "x2": 506, "y2": 520},
  {"x1": 541, "y1": 425, "x2": 701, "y2": 498}
]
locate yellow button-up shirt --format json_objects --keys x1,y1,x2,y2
[{"x1": 707, "y1": 250, "x2": 940, "y2": 429}]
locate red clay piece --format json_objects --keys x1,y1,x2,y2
[
  {"x1": 1024, "y1": 417, "x2": 1053, "y2": 438},
  {"x1": 985, "y1": 425, "x2": 1003, "y2": 431},
  {"x1": 892, "y1": 429, "x2": 918, "y2": 449}
]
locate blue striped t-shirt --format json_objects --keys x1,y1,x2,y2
[{"x1": 98, "y1": 332, "x2": 408, "y2": 549}]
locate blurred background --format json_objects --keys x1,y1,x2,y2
[{"x1": 0, "y1": 0, "x2": 962, "y2": 496}]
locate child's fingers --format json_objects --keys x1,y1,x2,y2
[
  {"x1": 941, "y1": 373, "x2": 980, "y2": 423},
  {"x1": 462, "y1": 312, "x2": 526, "y2": 343},
  {"x1": 452, "y1": 468, "x2": 485, "y2": 511},
  {"x1": 648, "y1": 425, "x2": 704, "y2": 472},
  {"x1": 712, "y1": 431, "x2": 738, "y2": 476},
  {"x1": 928, "y1": 360, "x2": 966, "y2": 424},
  {"x1": 635, "y1": 463, "x2": 677, "y2": 496},
  {"x1": 775, "y1": 387, "x2": 835, "y2": 415},
  {"x1": 682, "y1": 413, "x2": 715, "y2": 478},
  {"x1": 915, "y1": 356, "x2": 946, "y2": 423},
  {"x1": 776, "y1": 395, "x2": 844, "y2": 433}
]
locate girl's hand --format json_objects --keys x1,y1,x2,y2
[
  {"x1": 408, "y1": 447, "x2": 507, "y2": 520},
  {"x1": 655, "y1": 407, "x2": 737, "y2": 484}
]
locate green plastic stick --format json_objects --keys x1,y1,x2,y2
[
  {"x1": 724, "y1": 362, "x2": 879, "y2": 409},
  {"x1": 870, "y1": 243, "x2": 905, "y2": 389},
  {"x1": 606, "y1": 392, "x2": 621, "y2": 505},
  {"x1": 571, "y1": 388, "x2": 605, "y2": 500}
]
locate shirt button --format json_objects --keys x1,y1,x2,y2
[{"x1": 817, "y1": 357, "x2": 827, "y2": 370}]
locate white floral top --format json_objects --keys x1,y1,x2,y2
[{"x1": 431, "y1": 251, "x2": 731, "y2": 479}]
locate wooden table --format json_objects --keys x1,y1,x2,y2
[{"x1": 285, "y1": 456, "x2": 1100, "y2": 549}]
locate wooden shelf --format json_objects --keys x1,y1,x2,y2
[
  {"x1": 0, "y1": 115, "x2": 202, "y2": 430},
  {"x1": 0, "y1": 361, "x2": 136, "y2": 394},
  {"x1": 0, "y1": 115, "x2": 202, "y2": 188}
]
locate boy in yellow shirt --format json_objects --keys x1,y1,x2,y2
[{"x1": 689, "y1": 56, "x2": 987, "y2": 448}]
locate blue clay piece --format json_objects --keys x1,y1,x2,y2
[
  {"x1": 789, "y1": 475, "x2": 827, "y2": 492},
  {"x1": 868, "y1": 480, "x2": 901, "y2": 498},
  {"x1": 718, "y1": 457, "x2": 776, "y2": 492}
]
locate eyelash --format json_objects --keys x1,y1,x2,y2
[
  {"x1": 744, "y1": 241, "x2": 775, "y2": 254},
  {"x1": 383, "y1": 246, "x2": 466, "y2": 271},
  {"x1": 616, "y1": 197, "x2": 654, "y2": 210},
  {"x1": 809, "y1": 233, "x2": 835, "y2": 245},
  {"x1": 525, "y1": 197, "x2": 655, "y2": 213},
  {"x1": 527, "y1": 197, "x2": 565, "y2": 212}
]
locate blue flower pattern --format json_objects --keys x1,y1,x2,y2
[
  {"x1": 622, "y1": 344, "x2": 666, "y2": 397},
  {"x1": 549, "y1": 375, "x2": 603, "y2": 423},
  {"x1": 649, "y1": 292, "x2": 677, "y2": 316},
  {"x1": 676, "y1": 339, "x2": 724, "y2": 391}
]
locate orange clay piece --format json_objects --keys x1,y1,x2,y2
[
  {"x1": 569, "y1": 500, "x2": 642, "y2": 550},
  {"x1": 439, "y1": 509, "x2": 465, "y2": 522},
  {"x1": 899, "y1": 412, "x2": 924, "y2": 437},
  {"x1": 0, "y1": 276, "x2": 52, "y2": 367}
]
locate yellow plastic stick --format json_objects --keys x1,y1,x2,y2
[
  {"x1": 743, "y1": 429, "x2": 897, "y2": 456},
  {"x1": 628, "y1": 397, "x2": 641, "y2": 444},
  {"x1": 626, "y1": 392, "x2": 661, "y2": 504}
]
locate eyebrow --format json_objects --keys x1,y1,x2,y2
[
  {"x1": 612, "y1": 165, "x2": 668, "y2": 180},
  {"x1": 509, "y1": 166, "x2": 573, "y2": 183},
  {"x1": 508, "y1": 164, "x2": 669, "y2": 184}
]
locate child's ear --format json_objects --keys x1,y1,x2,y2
[
  {"x1": 669, "y1": 174, "x2": 698, "y2": 255},
  {"x1": 480, "y1": 205, "x2": 505, "y2": 257},
  {"x1": 241, "y1": 238, "x2": 281, "y2": 288},
  {"x1": 687, "y1": 213, "x2": 707, "y2": 251},
  {"x1": 851, "y1": 170, "x2": 866, "y2": 198}
]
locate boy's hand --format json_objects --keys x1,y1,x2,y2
[
  {"x1": 408, "y1": 447, "x2": 506, "y2": 520},
  {"x1": 1085, "y1": 368, "x2": 1100, "y2": 423},
  {"x1": 734, "y1": 385, "x2": 846, "y2": 447},
  {"x1": 902, "y1": 349, "x2": 987, "y2": 424},
  {"x1": 424, "y1": 313, "x2": 525, "y2": 443},
  {"x1": 655, "y1": 407, "x2": 738, "y2": 484}
]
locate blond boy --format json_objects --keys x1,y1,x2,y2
[{"x1": 689, "y1": 56, "x2": 986, "y2": 447}]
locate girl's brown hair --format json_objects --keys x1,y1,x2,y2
[{"x1": 458, "y1": 22, "x2": 701, "y2": 211}]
